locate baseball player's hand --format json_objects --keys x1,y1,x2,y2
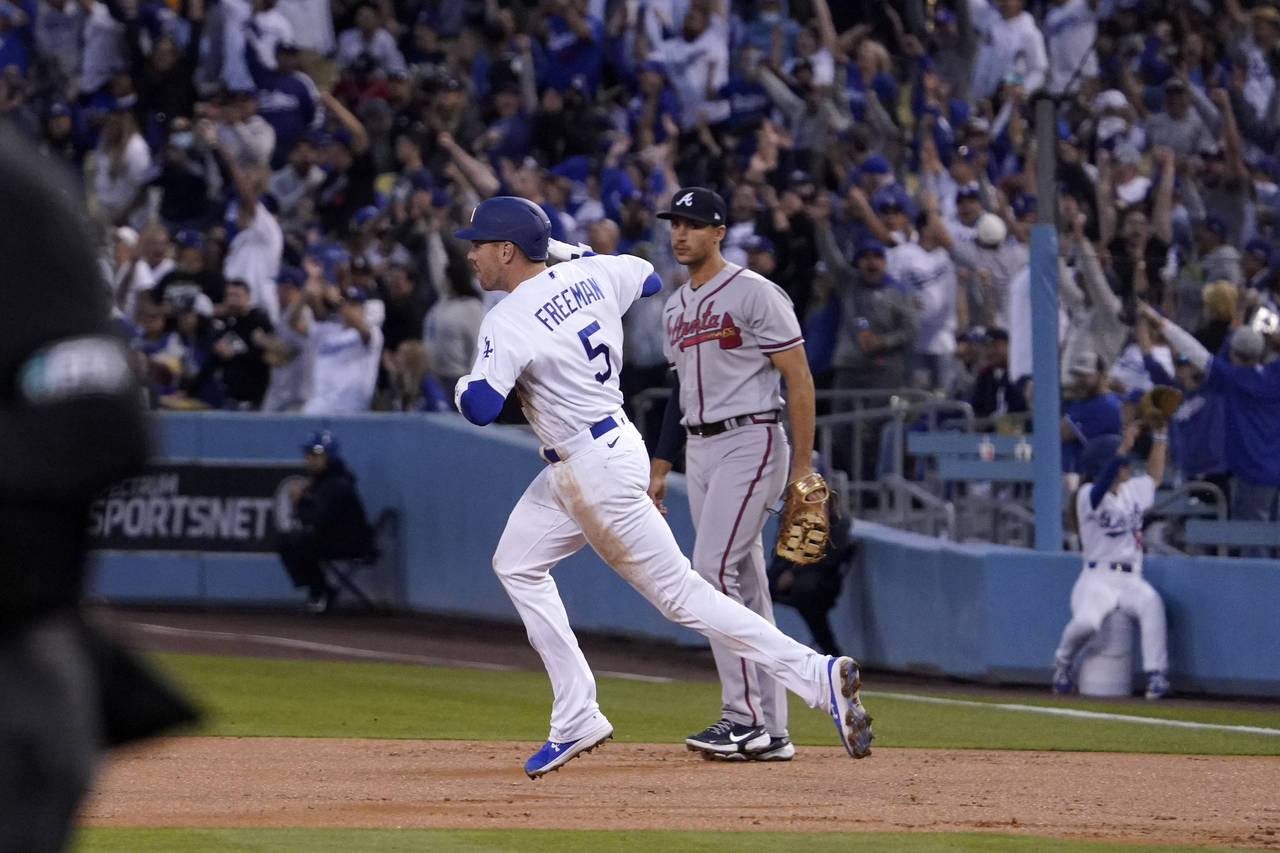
[{"x1": 647, "y1": 460, "x2": 671, "y2": 515}]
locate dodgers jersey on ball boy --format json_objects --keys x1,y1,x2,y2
[{"x1": 452, "y1": 197, "x2": 871, "y2": 779}]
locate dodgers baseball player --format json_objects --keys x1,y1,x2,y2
[
  {"x1": 1052, "y1": 423, "x2": 1171, "y2": 699},
  {"x1": 452, "y1": 197, "x2": 872, "y2": 778},
  {"x1": 647, "y1": 187, "x2": 815, "y2": 762}
]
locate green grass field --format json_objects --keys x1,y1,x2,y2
[
  {"x1": 74, "y1": 827, "x2": 1250, "y2": 853},
  {"x1": 71, "y1": 653, "x2": 1279, "y2": 853},
  {"x1": 147, "y1": 653, "x2": 1280, "y2": 755}
]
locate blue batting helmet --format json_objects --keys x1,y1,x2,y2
[
  {"x1": 302, "y1": 430, "x2": 340, "y2": 459},
  {"x1": 454, "y1": 196, "x2": 551, "y2": 261},
  {"x1": 1080, "y1": 434, "x2": 1125, "y2": 479}
]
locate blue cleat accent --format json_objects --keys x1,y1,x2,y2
[
  {"x1": 1052, "y1": 663, "x2": 1074, "y2": 696},
  {"x1": 827, "y1": 656, "x2": 872, "y2": 758},
  {"x1": 524, "y1": 718, "x2": 614, "y2": 779},
  {"x1": 1145, "y1": 670, "x2": 1171, "y2": 700}
]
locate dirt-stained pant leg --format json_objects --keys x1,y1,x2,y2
[
  {"x1": 490, "y1": 466, "x2": 600, "y2": 743},
  {"x1": 0, "y1": 613, "x2": 101, "y2": 853},
  {"x1": 686, "y1": 424, "x2": 790, "y2": 734}
]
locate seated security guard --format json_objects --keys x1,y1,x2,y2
[{"x1": 277, "y1": 430, "x2": 376, "y2": 612}]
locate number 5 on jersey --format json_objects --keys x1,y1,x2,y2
[{"x1": 578, "y1": 321, "x2": 612, "y2": 383}]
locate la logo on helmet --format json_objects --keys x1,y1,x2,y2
[{"x1": 676, "y1": 192, "x2": 694, "y2": 207}]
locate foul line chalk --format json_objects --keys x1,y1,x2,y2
[
  {"x1": 872, "y1": 691, "x2": 1280, "y2": 737},
  {"x1": 133, "y1": 622, "x2": 673, "y2": 682}
]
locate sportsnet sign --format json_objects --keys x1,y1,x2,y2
[{"x1": 89, "y1": 462, "x2": 308, "y2": 553}]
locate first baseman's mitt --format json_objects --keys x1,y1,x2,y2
[
  {"x1": 1139, "y1": 384, "x2": 1182, "y2": 428},
  {"x1": 775, "y1": 472, "x2": 831, "y2": 565}
]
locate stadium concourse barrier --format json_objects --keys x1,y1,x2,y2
[{"x1": 90, "y1": 413, "x2": 1280, "y2": 698}]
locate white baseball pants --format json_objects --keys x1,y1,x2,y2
[
  {"x1": 1053, "y1": 564, "x2": 1169, "y2": 674},
  {"x1": 491, "y1": 415, "x2": 830, "y2": 742}
]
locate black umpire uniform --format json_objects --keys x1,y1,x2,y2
[{"x1": 0, "y1": 128, "x2": 194, "y2": 852}]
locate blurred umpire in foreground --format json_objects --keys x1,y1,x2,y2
[{"x1": 0, "y1": 128, "x2": 195, "y2": 852}]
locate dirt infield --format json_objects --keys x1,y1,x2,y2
[
  {"x1": 84, "y1": 738, "x2": 1280, "y2": 848},
  {"x1": 85, "y1": 608, "x2": 1280, "y2": 848}
]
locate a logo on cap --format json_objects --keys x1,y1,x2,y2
[{"x1": 675, "y1": 192, "x2": 694, "y2": 207}]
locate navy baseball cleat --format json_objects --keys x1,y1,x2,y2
[
  {"x1": 1052, "y1": 663, "x2": 1074, "y2": 695},
  {"x1": 827, "y1": 656, "x2": 872, "y2": 758},
  {"x1": 524, "y1": 717, "x2": 613, "y2": 779},
  {"x1": 685, "y1": 718, "x2": 770, "y2": 756},
  {"x1": 1145, "y1": 670, "x2": 1171, "y2": 700}
]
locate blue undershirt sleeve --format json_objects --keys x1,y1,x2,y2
[
  {"x1": 458, "y1": 379, "x2": 505, "y2": 425},
  {"x1": 652, "y1": 372, "x2": 686, "y2": 464},
  {"x1": 1090, "y1": 456, "x2": 1126, "y2": 509},
  {"x1": 641, "y1": 271, "x2": 662, "y2": 297}
]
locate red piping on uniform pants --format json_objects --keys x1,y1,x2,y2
[{"x1": 718, "y1": 425, "x2": 773, "y2": 727}]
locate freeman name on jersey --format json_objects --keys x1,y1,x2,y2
[{"x1": 534, "y1": 276, "x2": 607, "y2": 330}]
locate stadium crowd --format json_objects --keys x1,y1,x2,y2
[{"x1": 4, "y1": 0, "x2": 1280, "y2": 523}]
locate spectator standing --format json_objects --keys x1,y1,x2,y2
[
  {"x1": 92, "y1": 97, "x2": 150, "y2": 229},
  {"x1": 1142, "y1": 302, "x2": 1280, "y2": 544},
  {"x1": 153, "y1": 228, "x2": 226, "y2": 310},
  {"x1": 542, "y1": 0, "x2": 604, "y2": 98},
  {"x1": 1044, "y1": 0, "x2": 1097, "y2": 96},
  {"x1": 969, "y1": 0, "x2": 1048, "y2": 104},
  {"x1": 814, "y1": 201, "x2": 917, "y2": 390},
  {"x1": 258, "y1": 264, "x2": 314, "y2": 411},
  {"x1": 184, "y1": 278, "x2": 273, "y2": 408},
  {"x1": 423, "y1": 262, "x2": 484, "y2": 396},
  {"x1": 106, "y1": 225, "x2": 155, "y2": 323},
  {"x1": 208, "y1": 119, "x2": 284, "y2": 322},
  {"x1": 887, "y1": 201, "x2": 959, "y2": 390},
  {"x1": 1061, "y1": 351, "x2": 1122, "y2": 476},
  {"x1": 247, "y1": 36, "x2": 325, "y2": 169},
  {"x1": 146, "y1": 117, "x2": 223, "y2": 232},
  {"x1": 649, "y1": 3, "x2": 728, "y2": 130},
  {"x1": 336, "y1": 2, "x2": 405, "y2": 76},
  {"x1": 296, "y1": 279, "x2": 384, "y2": 414},
  {"x1": 314, "y1": 92, "x2": 375, "y2": 238}
]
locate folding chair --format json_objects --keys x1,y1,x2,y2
[{"x1": 321, "y1": 509, "x2": 398, "y2": 612}]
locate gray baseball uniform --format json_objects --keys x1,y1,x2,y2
[{"x1": 661, "y1": 261, "x2": 804, "y2": 739}]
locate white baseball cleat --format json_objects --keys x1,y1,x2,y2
[{"x1": 827, "y1": 656, "x2": 872, "y2": 758}]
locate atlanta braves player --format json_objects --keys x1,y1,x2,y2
[
  {"x1": 647, "y1": 187, "x2": 817, "y2": 762},
  {"x1": 1052, "y1": 423, "x2": 1171, "y2": 699},
  {"x1": 452, "y1": 196, "x2": 872, "y2": 778}
]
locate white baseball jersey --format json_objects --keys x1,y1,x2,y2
[
  {"x1": 661, "y1": 263, "x2": 802, "y2": 426},
  {"x1": 886, "y1": 242, "x2": 957, "y2": 357},
  {"x1": 1056, "y1": 472, "x2": 1167, "y2": 675},
  {"x1": 466, "y1": 254, "x2": 654, "y2": 446},
  {"x1": 301, "y1": 319, "x2": 383, "y2": 414},
  {"x1": 1077, "y1": 474, "x2": 1156, "y2": 570}
]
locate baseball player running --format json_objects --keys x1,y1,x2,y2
[
  {"x1": 452, "y1": 197, "x2": 872, "y2": 778},
  {"x1": 1052, "y1": 424, "x2": 1171, "y2": 699},
  {"x1": 647, "y1": 187, "x2": 815, "y2": 762}
]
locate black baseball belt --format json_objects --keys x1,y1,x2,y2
[{"x1": 686, "y1": 410, "x2": 781, "y2": 437}]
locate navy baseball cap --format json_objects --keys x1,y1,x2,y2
[
  {"x1": 276, "y1": 265, "x2": 305, "y2": 287},
  {"x1": 1012, "y1": 193, "x2": 1037, "y2": 218},
  {"x1": 302, "y1": 430, "x2": 340, "y2": 458},
  {"x1": 657, "y1": 187, "x2": 727, "y2": 226},
  {"x1": 855, "y1": 238, "x2": 886, "y2": 260},
  {"x1": 1245, "y1": 238, "x2": 1273, "y2": 259},
  {"x1": 956, "y1": 182, "x2": 981, "y2": 200},
  {"x1": 343, "y1": 285, "x2": 369, "y2": 303},
  {"x1": 351, "y1": 205, "x2": 380, "y2": 229},
  {"x1": 744, "y1": 234, "x2": 775, "y2": 253},
  {"x1": 1081, "y1": 434, "x2": 1127, "y2": 479}
]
